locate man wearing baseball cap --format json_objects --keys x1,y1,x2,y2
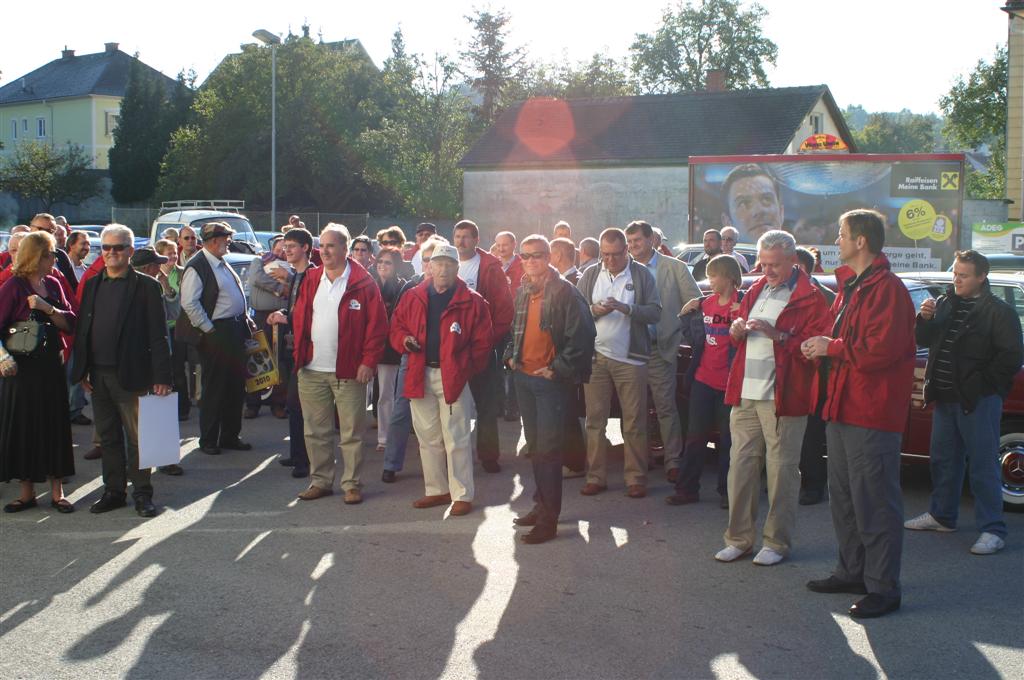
[
  {"x1": 176, "y1": 221, "x2": 255, "y2": 455},
  {"x1": 390, "y1": 243, "x2": 493, "y2": 516}
]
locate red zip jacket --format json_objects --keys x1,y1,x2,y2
[
  {"x1": 390, "y1": 278, "x2": 493, "y2": 404},
  {"x1": 471, "y1": 247, "x2": 514, "y2": 345},
  {"x1": 725, "y1": 266, "x2": 832, "y2": 416},
  {"x1": 818, "y1": 253, "x2": 916, "y2": 433},
  {"x1": 291, "y1": 258, "x2": 388, "y2": 378},
  {"x1": 503, "y1": 255, "x2": 524, "y2": 295}
]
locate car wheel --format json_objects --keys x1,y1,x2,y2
[{"x1": 999, "y1": 421, "x2": 1024, "y2": 511}]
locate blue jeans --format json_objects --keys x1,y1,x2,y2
[
  {"x1": 383, "y1": 355, "x2": 413, "y2": 473},
  {"x1": 676, "y1": 379, "x2": 731, "y2": 497},
  {"x1": 514, "y1": 372, "x2": 569, "y2": 528},
  {"x1": 928, "y1": 394, "x2": 1006, "y2": 537}
]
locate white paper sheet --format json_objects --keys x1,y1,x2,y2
[{"x1": 137, "y1": 394, "x2": 181, "y2": 469}]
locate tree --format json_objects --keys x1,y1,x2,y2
[
  {"x1": 0, "y1": 141, "x2": 102, "y2": 211},
  {"x1": 940, "y1": 45, "x2": 1007, "y2": 199},
  {"x1": 359, "y1": 33, "x2": 473, "y2": 218},
  {"x1": 460, "y1": 8, "x2": 527, "y2": 128},
  {"x1": 157, "y1": 32, "x2": 384, "y2": 214},
  {"x1": 852, "y1": 111, "x2": 939, "y2": 154},
  {"x1": 512, "y1": 53, "x2": 638, "y2": 100},
  {"x1": 630, "y1": 0, "x2": 778, "y2": 93}
]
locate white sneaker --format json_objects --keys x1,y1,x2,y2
[
  {"x1": 752, "y1": 547, "x2": 785, "y2": 566},
  {"x1": 903, "y1": 512, "x2": 956, "y2": 532},
  {"x1": 970, "y1": 532, "x2": 1005, "y2": 555},
  {"x1": 562, "y1": 466, "x2": 585, "y2": 479},
  {"x1": 714, "y1": 545, "x2": 750, "y2": 562}
]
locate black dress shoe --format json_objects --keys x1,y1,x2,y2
[
  {"x1": 219, "y1": 439, "x2": 253, "y2": 451},
  {"x1": 291, "y1": 467, "x2": 309, "y2": 479},
  {"x1": 481, "y1": 460, "x2": 501, "y2": 474},
  {"x1": 279, "y1": 457, "x2": 297, "y2": 467},
  {"x1": 849, "y1": 594, "x2": 901, "y2": 619},
  {"x1": 90, "y1": 491, "x2": 127, "y2": 514},
  {"x1": 135, "y1": 496, "x2": 158, "y2": 518},
  {"x1": 513, "y1": 512, "x2": 539, "y2": 527},
  {"x1": 198, "y1": 446, "x2": 221, "y2": 456},
  {"x1": 806, "y1": 576, "x2": 869, "y2": 595},
  {"x1": 521, "y1": 526, "x2": 557, "y2": 544},
  {"x1": 70, "y1": 414, "x2": 93, "y2": 426},
  {"x1": 799, "y1": 487, "x2": 827, "y2": 506},
  {"x1": 381, "y1": 469, "x2": 396, "y2": 483},
  {"x1": 158, "y1": 464, "x2": 184, "y2": 476},
  {"x1": 665, "y1": 493, "x2": 699, "y2": 506}
]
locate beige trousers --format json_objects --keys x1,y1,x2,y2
[
  {"x1": 648, "y1": 350, "x2": 682, "y2": 469},
  {"x1": 409, "y1": 367, "x2": 476, "y2": 502},
  {"x1": 723, "y1": 398, "x2": 807, "y2": 555},
  {"x1": 298, "y1": 368, "x2": 367, "y2": 491},
  {"x1": 583, "y1": 353, "x2": 648, "y2": 487}
]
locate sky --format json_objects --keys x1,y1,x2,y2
[{"x1": 2, "y1": 1, "x2": 1011, "y2": 115}]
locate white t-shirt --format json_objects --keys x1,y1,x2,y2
[
  {"x1": 308, "y1": 266, "x2": 351, "y2": 372},
  {"x1": 458, "y1": 253, "x2": 481, "y2": 291},
  {"x1": 592, "y1": 265, "x2": 644, "y2": 366}
]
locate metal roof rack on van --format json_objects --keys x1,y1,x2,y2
[{"x1": 159, "y1": 200, "x2": 246, "y2": 214}]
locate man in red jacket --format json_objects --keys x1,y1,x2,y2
[
  {"x1": 390, "y1": 244, "x2": 493, "y2": 516},
  {"x1": 290, "y1": 224, "x2": 388, "y2": 505},
  {"x1": 452, "y1": 220, "x2": 514, "y2": 473},
  {"x1": 802, "y1": 209, "x2": 916, "y2": 619},
  {"x1": 493, "y1": 230, "x2": 523, "y2": 422},
  {"x1": 715, "y1": 230, "x2": 831, "y2": 567}
]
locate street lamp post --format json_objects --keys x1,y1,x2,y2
[{"x1": 252, "y1": 29, "x2": 281, "y2": 230}]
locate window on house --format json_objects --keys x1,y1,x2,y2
[
  {"x1": 36, "y1": 117, "x2": 46, "y2": 138},
  {"x1": 810, "y1": 113, "x2": 824, "y2": 135},
  {"x1": 22, "y1": 119, "x2": 28, "y2": 132},
  {"x1": 10, "y1": 120, "x2": 16, "y2": 140},
  {"x1": 105, "y1": 111, "x2": 120, "y2": 137}
]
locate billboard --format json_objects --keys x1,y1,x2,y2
[{"x1": 688, "y1": 154, "x2": 965, "y2": 272}]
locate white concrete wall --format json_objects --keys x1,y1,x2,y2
[{"x1": 462, "y1": 165, "x2": 690, "y2": 245}]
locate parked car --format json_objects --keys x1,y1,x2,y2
[
  {"x1": 225, "y1": 252, "x2": 261, "y2": 304},
  {"x1": 946, "y1": 253, "x2": 1024, "y2": 274},
  {"x1": 150, "y1": 200, "x2": 262, "y2": 255},
  {"x1": 672, "y1": 272, "x2": 1024, "y2": 509},
  {"x1": 674, "y1": 243, "x2": 759, "y2": 275}
]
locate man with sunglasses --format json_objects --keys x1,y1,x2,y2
[
  {"x1": 577, "y1": 227, "x2": 662, "y2": 498},
  {"x1": 177, "y1": 226, "x2": 199, "y2": 266},
  {"x1": 72, "y1": 225, "x2": 172, "y2": 518},
  {"x1": 177, "y1": 221, "x2": 254, "y2": 456}
]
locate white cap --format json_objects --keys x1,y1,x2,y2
[{"x1": 430, "y1": 244, "x2": 459, "y2": 263}]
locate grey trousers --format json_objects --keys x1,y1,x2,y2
[{"x1": 826, "y1": 422, "x2": 903, "y2": 598}]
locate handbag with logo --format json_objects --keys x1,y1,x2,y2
[{"x1": 5, "y1": 311, "x2": 46, "y2": 355}]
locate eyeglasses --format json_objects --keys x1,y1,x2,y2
[
  {"x1": 519, "y1": 251, "x2": 548, "y2": 260},
  {"x1": 101, "y1": 243, "x2": 129, "y2": 252},
  {"x1": 379, "y1": 239, "x2": 401, "y2": 246}
]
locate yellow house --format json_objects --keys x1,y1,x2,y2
[{"x1": 0, "y1": 43, "x2": 175, "y2": 171}]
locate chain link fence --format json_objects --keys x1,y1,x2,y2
[{"x1": 110, "y1": 207, "x2": 371, "y2": 236}]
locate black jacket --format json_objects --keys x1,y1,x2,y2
[
  {"x1": 916, "y1": 283, "x2": 1023, "y2": 413},
  {"x1": 505, "y1": 266, "x2": 596, "y2": 384},
  {"x1": 71, "y1": 268, "x2": 172, "y2": 392}
]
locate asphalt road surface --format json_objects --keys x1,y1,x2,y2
[{"x1": 1, "y1": 407, "x2": 1022, "y2": 679}]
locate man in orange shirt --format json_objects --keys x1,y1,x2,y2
[{"x1": 505, "y1": 235, "x2": 595, "y2": 544}]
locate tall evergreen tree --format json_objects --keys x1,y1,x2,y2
[
  {"x1": 459, "y1": 8, "x2": 527, "y2": 128},
  {"x1": 108, "y1": 58, "x2": 167, "y2": 203}
]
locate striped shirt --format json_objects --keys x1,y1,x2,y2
[
  {"x1": 933, "y1": 296, "x2": 978, "y2": 400},
  {"x1": 741, "y1": 281, "x2": 794, "y2": 401}
]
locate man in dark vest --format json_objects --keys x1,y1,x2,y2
[{"x1": 176, "y1": 221, "x2": 255, "y2": 455}]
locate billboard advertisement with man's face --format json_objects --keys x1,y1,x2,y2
[{"x1": 688, "y1": 154, "x2": 965, "y2": 272}]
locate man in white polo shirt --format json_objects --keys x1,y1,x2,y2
[
  {"x1": 576, "y1": 227, "x2": 662, "y2": 498},
  {"x1": 714, "y1": 230, "x2": 831, "y2": 566}
]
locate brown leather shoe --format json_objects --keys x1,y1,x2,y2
[
  {"x1": 343, "y1": 488, "x2": 363, "y2": 505},
  {"x1": 626, "y1": 485, "x2": 647, "y2": 498},
  {"x1": 666, "y1": 468, "x2": 680, "y2": 484},
  {"x1": 271, "y1": 406, "x2": 288, "y2": 419},
  {"x1": 298, "y1": 485, "x2": 333, "y2": 501},
  {"x1": 580, "y1": 483, "x2": 607, "y2": 496},
  {"x1": 413, "y1": 493, "x2": 452, "y2": 509},
  {"x1": 450, "y1": 501, "x2": 472, "y2": 516},
  {"x1": 84, "y1": 446, "x2": 102, "y2": 461}
]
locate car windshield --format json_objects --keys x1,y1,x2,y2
[{"x1": 191, "y1": 216, "x2": 257, "y2": 243}]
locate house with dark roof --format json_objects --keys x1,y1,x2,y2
[
  {"x1": 459, "y1": 84, "x2": 855, "y2": 243},
  {"x1": 0, "y1": 43, "x2": 176, "y2": 170}
]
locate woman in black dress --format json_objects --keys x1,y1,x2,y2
[{"x1": 0, "y1": 231, "x2": 77, "y2": 513}]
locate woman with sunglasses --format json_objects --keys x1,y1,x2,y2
[{"x1": 0, "y1": 232, "x2": 77, "y2": 513}]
